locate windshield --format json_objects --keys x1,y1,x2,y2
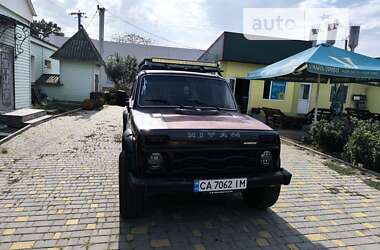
[{"x1": 138, "y1": 74, "x2": 237, "y2": 110}]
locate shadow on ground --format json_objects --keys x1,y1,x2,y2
[{"x1": 118, "y1": 193, "x2": 327, "y2": 249}]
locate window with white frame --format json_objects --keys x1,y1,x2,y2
[
  {"x1": 263, "y1": 80, "x2": 286, "y2": 100},
  {"x1": 44, "y1": 59, "x2": 51, "y2": 69}
]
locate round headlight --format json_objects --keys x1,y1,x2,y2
[
  {"x1": 147, "y1": 152, "x2": 164, "y2": 169},
  {"x1": 260, "y1": 151, "x2": 272, "y2": 167}
]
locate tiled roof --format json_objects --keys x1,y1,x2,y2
[{"x1": 51, "y1": 26, "x2": 104, "y2": 65}]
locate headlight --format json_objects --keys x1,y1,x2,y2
[
  {"x1": 260, "y1": 151, "x2": 272, "y2": 167},
  {"x1": 147, "y1": 152, "x2": 164, "y2": 169}
]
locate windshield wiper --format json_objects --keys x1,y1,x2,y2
[
  {"x1": 185, "y1": 99, "x2": 222, "y2": 111},
  {"x1": 143, "y1": 99, "x2": 171, "y2": 105}
]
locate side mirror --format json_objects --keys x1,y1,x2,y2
[{"x1": 126, "y1": 100, "x2": 131, "y2": 111}]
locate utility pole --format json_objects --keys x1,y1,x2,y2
[
  {"x1": 98, "y1": 5, "x2": 105, "y2": 59},
  {"x1": 98, "y1": 5, "x2": 106, "y2": 91},
  {"x1": 69, "y1": 10, "x2": 86, "y2": 30}
]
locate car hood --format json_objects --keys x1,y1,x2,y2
[{"x1": 132, "y1": 109, "x2": 272, "y2": 131}]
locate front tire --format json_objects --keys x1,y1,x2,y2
[
  {"x1": 119, "y1": 152, "x2": 144, "y2": 219},
  {"x1": 242, "y1": 185, "x2": 281, "y2": 209}
]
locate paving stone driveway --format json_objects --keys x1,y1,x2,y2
[{"x1": 1, "y1": 105, "x2": 380, "y2": 250}]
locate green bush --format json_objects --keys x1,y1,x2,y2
[
  {"x1": 310, "y1": 117, "x2": 353, "y2": 153},
  {"x1": 344, "y1": 120, "x2": 380, "y2": 171}
]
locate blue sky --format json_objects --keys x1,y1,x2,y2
[{"x1": 33, "y1": 0, "x2": 379, "y2": 56}]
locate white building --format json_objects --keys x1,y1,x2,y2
[
  {"x1": 31, "y1": 36, "x2": 60, "y2": 87},
  {"x1": 42, "y1": 26, "x2": 104, "y2": 102},
  {"x1": 0, "y1": 0, "x2": 36, "y2": 111}
]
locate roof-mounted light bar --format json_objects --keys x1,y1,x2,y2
[
  {"x1": 151, "y1": 58, "x2": 218, "y2": 67},
  {"x1": 140, "y1": 58, "x2": 221, "y2": 74}
]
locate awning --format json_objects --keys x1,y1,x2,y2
[
  {"x1": 247, "y1": 43, "x2": 380, "y2": 122},
  {"x1": 35, "y1": 74, "x2": 61, "y2": 86},
  {"x1": 247, "y1": 44, "x2": 380, "y2": 85}
]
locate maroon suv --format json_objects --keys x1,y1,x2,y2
[{"x1": 119, "y1": 58, "x2": 292, "y2": 218}]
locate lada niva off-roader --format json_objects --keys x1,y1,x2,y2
[{"x1": 119, "y1": 58, "x2": 292, "y2": 218}]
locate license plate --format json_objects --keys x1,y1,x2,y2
[{"x1": 193, "y1": 178, "x2": 247, "y2": 192}]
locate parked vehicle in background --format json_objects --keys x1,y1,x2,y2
[{"x1": 119, "y1": 58, "x2": 292, "y2": 218}]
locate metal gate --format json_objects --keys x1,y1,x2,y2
[{"x1": 0, "y1": 43, "x2": 14, "y2": 111}]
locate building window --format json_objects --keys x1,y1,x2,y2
[
  {"x1": 263, "y1": 80, "x2": 286, "y2": 100},
  {"x1": 330, "y1": 85, "x2": 348, "y2": 103},
  {"x1": 44, "y1": 59, "x2": 51, "y2": 69}
]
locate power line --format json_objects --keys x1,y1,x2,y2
[
  {"x1": 93, "y1": 0, "x2": 195, "y2": 49},
  {"x1": 107, "y1": 10, "x2": 195, "y2": 49},
  {"x1": 86, "y1": 9, "x2": 98, "y2": 28}
]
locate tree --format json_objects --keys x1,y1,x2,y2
[
  {"x1": 106, "y1": 54, "x2": 138, "y2": 92},
  {"x1": 31, "y1": 19, "x2": 64, "y2": 39},
  {"x1": 113, "y1": 33, "x2": 152, "y2": 45}
]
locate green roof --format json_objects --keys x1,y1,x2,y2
[
  {"x1": 199, "y1": 31, "x2": 313, "y2": 65},
  {"x1": 51, "y1": 26, "x2": 104, "y2": 64}
]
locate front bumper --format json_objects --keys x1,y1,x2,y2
[{"x1": 127, "y1": 168, "x2": 292, "y2": 193}]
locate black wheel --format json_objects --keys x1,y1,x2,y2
[
  {"x1": 119, "y1": 152, "x2": 144, "y2": 219},
  {"x1": 242, "y1": 185, "x2": 281, "y2": 209}
]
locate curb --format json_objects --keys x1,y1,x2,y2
[
  {"x1": 0, "y1": 108, "x2": 82, "y2": 145},
  {"x1": 0, "y1": 124, "x2": 32, "y2": 145},
  {"x1": 280, "y1": 137, "x2": 380, "y2": 178}
]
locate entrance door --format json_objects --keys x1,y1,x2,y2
[
  {"x1": 234, "y1": 78, "x2": 250, "y2": 114},
  {"x1": 0, "y1": 44, "x2": 15, "y2": 111},
  {"x1": 297, "y1": 83, "x2": 311, "y2": 114}
]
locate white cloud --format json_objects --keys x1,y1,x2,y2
[
  {"x1": 349, "y1": 0, "x2": 380, "y2": 30},
  {"x1": 299, "y1": 0, "x2": 337, "y2": 8},
  {"x1": 32, "y1": 0, "x2": 380, "y2": 56},
  {"x1": 121, "y1": 0, "x2": 214, "y2": 48}
]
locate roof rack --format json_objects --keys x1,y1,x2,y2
[{"x1": 139, "y1": 58, "x2": 222, "y2": 74}]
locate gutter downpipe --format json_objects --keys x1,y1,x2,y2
[{"x1": 314, "y1": 74, "x2": 321, "y2": 123}]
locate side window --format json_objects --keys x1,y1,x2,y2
[
  {"x1": 228, "y1": 78, "x2": 236, "y2": 93},
  {"x1": 44, "y1": 59, "x2": 52, "y2": 69},
  {"x1": 131, "y1": 78, "x2": 138, "y2": 101}
]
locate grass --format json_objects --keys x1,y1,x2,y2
[
  {"x1": 34, "y1": 100, "x2": 81, "y2": 115},
  {"x1": 363, "y1": 179, "x2": 380, "y2": 191},
  {"x1": 324, "y1": 160, "x2": 357, "y2": 176}
]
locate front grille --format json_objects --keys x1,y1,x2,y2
[{"x1": 166, "y1": 149, "x2": 264, "y2": 176}]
